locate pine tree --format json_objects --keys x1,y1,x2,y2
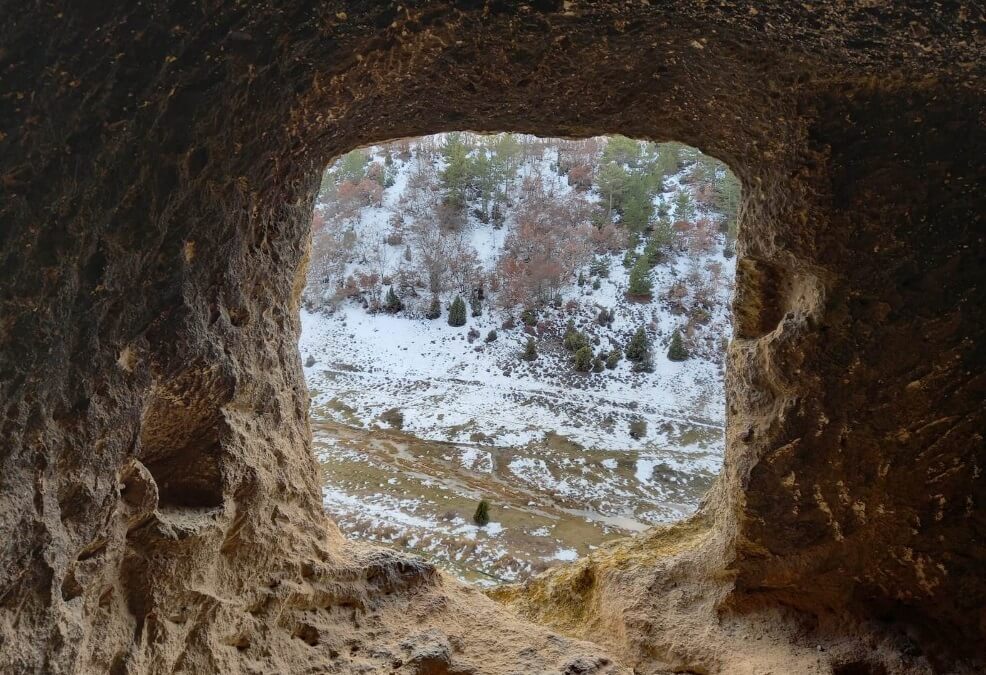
[
  {"x1": 627, "y1": 257, "x2": 653, "y2": 298},
  {"x1": 336, "y1": 149, "x2": 368, "y2": 184},
  {"x1": 673, "y1": 188, "x2": 696, "y2": 223},
  {"x1": 473, "y1": 499, "x2": 491, "y2": 527},
  {"x1": 656, "y1": 142, "x2": 682, "y2": 179},
  {"x1": 667, "y1": 329, "x2": 689, "y2": 361},
  {"x1": 440, "y1": 133, "x2": 471, "y2": 211},
  {"x1": 655, "y1": 195, "x2": 670, "y2": 219},
  {"x1": 592, "y1": 278, "x2": 601, "y2": 290},
  {"x1": 651, "y1": 216, "x2": 675, "y2": 249},
  {"x1": 469, "y1": 150, "x2": 500, "y2": 219},
  {"x1": 574, "y1": 345, "x2": 593, "y2": 372},
  {"x1": 520, "y1": 337, "x2": 538, "y2": 361},
  {"x1": 601, "y1": 135, "x2": 642, "y2": 167},
  {"x1": 384, "y1": 287, "x2": 402, "y2": 313},
  {"x1": 643, "y1": 236, "x2": 663, "y2": 267},
  {"x1": 589, "y1": 257, "x2": 610, "y2": 278},
  {"x1": 448, "y1": 295, "x2": 467, "y2": 327},
  {"x1": 470, "y1": 295, "x2": 482, "y2": 317},
  {"x1": 621, "y1": 174, "x2": 654, "y2": 232},
  {"x1": 485, "y1": 329, "x2": 498, "y2": 343},
  {"x1": 592, "y1": 355, "x2": 606, "y2": 373},
  {"x1": 596, "y1": 161, "x2": 629, "y2": 219},
  {"x1": 577, "y1": 271, "x2": 586, "y2": 287},
  {"x1": 564, "y1": 321, "x2": 588, "y2": 352},
  {"x1": 589, "y1": 258, "x2": 609, "y2": 277},
  {"x1": 623, "y1": 250, "x2": 635, "y2": 269},
  {"x1": 425, "y1": 294, "x2": 441, "y2": 320},
  {"x1": 491, "y1": 134, "x2": 521, "y2": 201},
  {"x1": 605, "y1": 348, "x2": 622, "y2": 369},
  {"x1": 521, "y1": 308, "x2": 538, "y2": 326},
  {"x1": 626, "y1": 327, "x2": 650, "y2": 362}
]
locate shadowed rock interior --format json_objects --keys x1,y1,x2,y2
[{"x1": 0, "y1": 2, "x2": 983, "y2": 673}]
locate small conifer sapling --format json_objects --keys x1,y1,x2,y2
[
  {"x1": 521, "y1": 337, "x2": 538, "y2": 361},
  {"x1": 425, "y1": 294, "x2": 441, "y2": 320},
  {"x1": 627, "y1": 257, "x2": 653, "y2": 298},
  {"x1": 448, "y1": 295, "x2": 467, "y2": 327},
  {"x1": 384, "y1": 287, "x2": 402, "y2": 313},
  {"x1": 473, "y1": 499, "x2": 491, "y2": 527},
  {"x1": 605, "y1": 348, "x2": 622, "y2": 369},
  {"x1": 667, "y1": 329, "x2": 689, "y2": 361},
  {"x1": 626, "y1": 327, "x2": 651, "y2": 362},
  {"x1": 574, "y1": 345, "x2": 593, "y2": 372}
]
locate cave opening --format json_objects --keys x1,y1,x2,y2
[
  {"x1": 3, "y1": 3, "x2": 982, "y2": 673},
  {"x1": 299, "y1": 133, "x2": 739, "y2": 584}
]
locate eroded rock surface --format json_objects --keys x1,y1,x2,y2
[{"x1": 0, "y1": 2, "x2": 983, "y2": 673}]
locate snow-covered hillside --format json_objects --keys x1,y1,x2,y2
[
  {"x1": 300, "y1": 134, "x2": 736, "y2": 583},
  {"x1": 300, "y1": 241, "x2": 730, "y2": 445}
]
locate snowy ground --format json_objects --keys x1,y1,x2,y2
[
  {"x1": 301, "y1": 136, "x2": 735, "y2": 583},
  {"x1": 300, "y1": 250, "x2": 727, "y2": 456}
]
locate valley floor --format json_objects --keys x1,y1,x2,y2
[
  {"x1": 302, "y1": 305, "x2": 724, "y2": 583},
  {"x1": 310, "y1": 416, "x2": 718, "y2": 584}
]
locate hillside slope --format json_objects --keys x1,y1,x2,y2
[{"x1": 301, "y1": 134, "x2": 736, "y2": 582}]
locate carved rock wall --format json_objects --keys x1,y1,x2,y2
[{"x1": 1, "y1": 2, "x2": 982, "y2": 673}]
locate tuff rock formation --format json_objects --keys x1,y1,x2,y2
[{"x1": 1, "y1": 2, "x2": 983, "y2": 674}]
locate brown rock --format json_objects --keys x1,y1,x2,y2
[{"x1": 0, "y1": 2, "x2": 982, "y2": 674}]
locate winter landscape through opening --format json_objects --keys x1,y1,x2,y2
[{"x1": 300, "y1": 133, "x2": 739, "y2": 584}]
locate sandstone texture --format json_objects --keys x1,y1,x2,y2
[{"x1": 1, "y1": 2, "x2": 983, "y2": 674}]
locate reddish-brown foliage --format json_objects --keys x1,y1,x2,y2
[
  {"x1": 495, "y1": 188, "x2": 595, "y2": 307},
  {"x1": 567, "y1": 164, "x2": 593, "y2": 190}
]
